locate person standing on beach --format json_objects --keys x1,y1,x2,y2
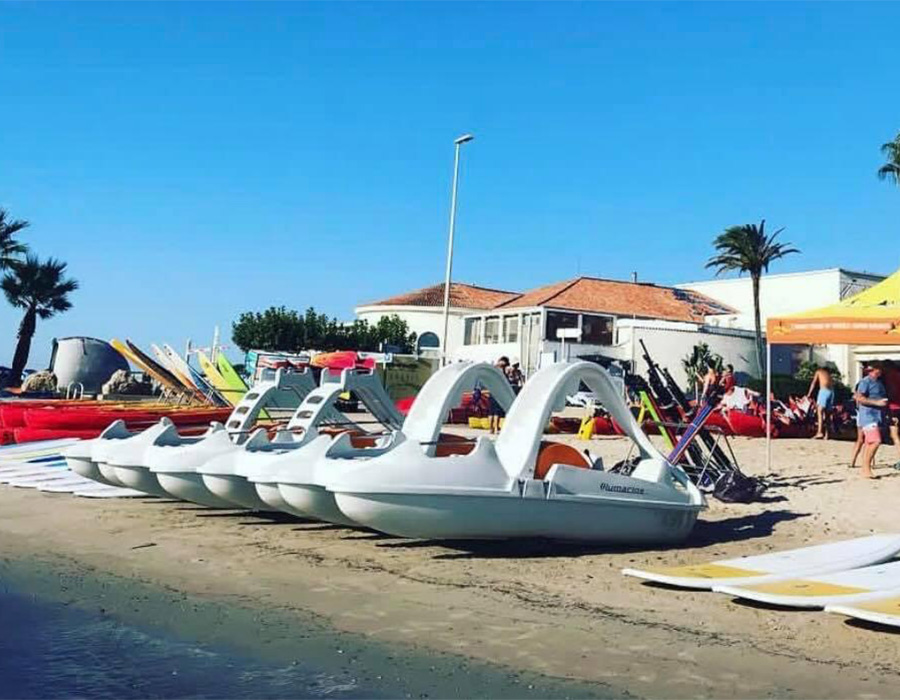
[
  {"x1": 807, "y1": 365, "x2": 834, "y2": 439},
  {"x1": 489, "y1": 356, "x2": 510, "y2": 434},
  {"x1": 855, "y1": 364, "x2": 889, "y2": 479}
]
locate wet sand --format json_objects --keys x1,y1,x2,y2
[{"x1": 2, "y1": 435, "x2": 899, "y2": 698}]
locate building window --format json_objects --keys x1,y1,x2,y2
[
  {"x1": 464, "y1": 317, "x2": 482, "y2": 345},
  {"x1": 545, "y1": 311, "x2": 579, "y2": 341},
  {"x1": 485, "y1": 316, "x2": 501, "y2": 344},
  {"x1": 581, "y1": 314, "x2": 614, "y2": 345},
  {"x1": 503, "y1": 315, "x2": 519, "y2": 343},
  {"x1": 417, "y1": 332, "x2": 440, "y2": 350}
]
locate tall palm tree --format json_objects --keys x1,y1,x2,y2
[
  {"x1": 2, "y1": 255, "x2": 79, "y2": 386},
  {"x1": 706, "y1": 220, "x2": 799, "y2": 377},
  {"x1": 878, "y1": 131, "x2": 900, "y2": 186},
  {"x1": 0, "y1": 208, "x2": 28, "y2": 271}
]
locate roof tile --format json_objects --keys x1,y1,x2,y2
[
  {"x1": 364, "y1": 282, "x2": 520, "y2": 310},
  {"x1": 496, "y1": 277, "x2": 735, "y2": 322}
]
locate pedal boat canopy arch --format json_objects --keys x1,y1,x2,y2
[{"x1": 764, "y1": 267, "x2": 900, "y2": 468}]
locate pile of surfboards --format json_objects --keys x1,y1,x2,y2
[
  {"x1": 0, "y1": 439, "x2": 145, "y2": 498},
  {"x1": 623, "y1": 533, "x2": 900, "y2": 631}
]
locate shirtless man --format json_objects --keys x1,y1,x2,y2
[{"x1": 807, "y1": 365, "x2": 834, "y2": 439}]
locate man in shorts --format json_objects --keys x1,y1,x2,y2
[
  {"x1": 807, "y1": 365, "x2": 834, "y2": 439},
  {"x1": 855, "y1": 364, "x2": 889, "y2": 479}
]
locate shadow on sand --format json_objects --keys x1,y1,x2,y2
[{"x1": 372, "y1": 509, "x2": 810, "y2": 560}]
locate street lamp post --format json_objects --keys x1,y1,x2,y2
[{"x1": 440, "y1": 133, "x2": 474, "y2": 366}]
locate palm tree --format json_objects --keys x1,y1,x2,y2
[
  {"x1": 0, "y1": 208, "x2": 28, "y2": 271},
  {"x1": 706, "y1": 220, "x2": 799, "y2": 377},
  {"x1": 2, "y1": 255, "x2": 79, "y2": 386},
  {"x1": 878, "y1": 131, "x2": 900, "y2": 186}
]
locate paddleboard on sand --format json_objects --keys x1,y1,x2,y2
[
  {"x1": 622, "y1": 534, "x2": 900, "y2": 590},
  {"x1": 111, "y1": 339, "x2": 184, "y2": 394},
  {"x1": 151, "y1": 343, "x2": 200, "y2": 392},
  {"x1": 714, "y1": 560, "x2": 900, "y2": 608},
  {"x1": 196, "y1": 351, "x2": 243, "y2": 406},
  {"x1": 163, "y1": 344, "x2": 225, "y2": 405},
  {"x1": 215, "y1": 354, "x2": 248, "y2": 393},
  {"x1": 827, "y1": 592, "x2": 900, "y2": 629},
  {"x1": 0, "y1": 439, "x2": 78, "y2": 456},
  {"x1": 74, "y1": 486, "x2": 146, "y2": 498}
]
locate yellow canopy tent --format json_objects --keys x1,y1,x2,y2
[{"x1": 763, "y1": 268, "x2": 900, "y2": 468}]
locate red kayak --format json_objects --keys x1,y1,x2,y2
[
  {"x1": 592, "y1": 416, "x2": 616, "y2": 435},
  {"x1": 724, "y1": 409, "x2": 768, "y2": 438},
  {"x1": 23, "y1": 406, "x2": 233, "y2": 431},
  {"x1": 705, "y1": 409, "x2": 734, "y2": 436},
  {"x1": 311, "y1": 351, "x2": 376, "y2": 372}
]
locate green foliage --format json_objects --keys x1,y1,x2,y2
[
  {"x1": 705, "y1": 220, "x2": 800, "y2": 279},
  {"x1": 794, "y1": 359, "x2": 843, "y2": 385},
  {"x1": 0, "y1": 208, "x2": 29, "y2": 272},
  {"x1": 2, "y1": 254, "x2": 79, "y2": 385},
  {"x1": 747, "y1": 363, "x2": 852, "y2": 403},
  {"x1": 878, "y1": 132, "x2": 900, "y2": 186},
  {"x1": 705, "y1": 219, "x2": 799, "y2": 377},
  {"x1": 1, "y1": 255, "x2": 79, "y2": 319},
  {"x1": 232, "y1": 306, "x2": 417, "y2": 354},
  {"x1": 681, "y1": 342, "x2": 724, "y2": 388},
  {"x1": 232, "y1": 306, "x2": 306, "y2": 354}
]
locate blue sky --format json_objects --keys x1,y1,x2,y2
[{"x1": 1, "y1": 2, "x2": 898, "y2": 366}]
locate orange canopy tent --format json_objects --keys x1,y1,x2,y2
[
  {"x1": 763, "y1": 268, "x2": 900, "y2": 468},
  {"x1": 766, "y1": 268, "x2": 900, "y2": 345}
]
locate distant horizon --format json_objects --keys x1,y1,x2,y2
[{"x1": 2, "y1": 2, "x2": 898, "y2": 367}]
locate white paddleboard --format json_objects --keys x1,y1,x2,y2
[
  {"x1": 0, "y1": 439, "x2": 78, "y2": 455},
  {"x1": 827, "y1": 591, "x2": 900, "y2": 629},
  {"x1": 714, "y1": 560, "x2": 900, "y2": 608},
  {"x1": 36, "y1": 477, "x2": 99, "y2": 492},
  {"x1": 0, "y1": 467, "x2": 68, "y2": 482},
  {"x1": 622, "y1": 534, "x2": 900, "y2": 589},
  {"x1": 0, "y1": 450, "x2": 67, "y2": 466},
  {"x1": 7, "y1": 470, "x2": 76, "y2": 487},
  {"x1": 73, "y1": 486, "x2": 146, "y2": 498}
]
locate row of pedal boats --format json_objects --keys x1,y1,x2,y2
[{"x1": 63, "y1": 360, "x2": 705, "y2": 544}]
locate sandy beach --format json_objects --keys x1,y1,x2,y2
[{"x1": 2, "y1": 434, "x2": 900, "y2": 698}]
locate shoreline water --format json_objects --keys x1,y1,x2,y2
[
  {"x1": 2, "y1": 436, "x2": 900, "y2": 698},
  {"x1": 0, "y1": 557, "x2": 608, "y2": 700}
]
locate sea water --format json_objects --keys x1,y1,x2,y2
[
  {"x1": 0, "y1": 583, "x2": 610, "y2": 700},
  {"x1": 0, "y1": 591, "x2": 380, "y2": 699}
]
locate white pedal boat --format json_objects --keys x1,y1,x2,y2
[
  {"x1": 276, "y1": 361, "x2": 517, "y2": 525},
  {"x1": 327, "y1": 361, "x2": 705, "y2": 543},
  {"x1": 199, "y1": 368, "x2": 403, "y2": 514},
  {"x1": 136, "y1": 368, "x2": 318, "y2": 505},
  {"x1": 64, "y1": 368, "x2": 314, "y2": 500}
]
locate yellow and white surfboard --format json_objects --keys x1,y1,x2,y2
[
  {"x1": 622, "y1": 534, "x2": 900, "y2": 590},
  {"x1": 827, "y1": 591, "x2": 900, "y2": 629},
  {"x1": 714, "y1": 560, "x2": 900, "y2": 608}
]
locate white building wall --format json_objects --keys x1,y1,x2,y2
[
  {"x1": 613, "y1": 320, "x2": 760, "y2": 387},
  {"x1": 355, "y1": 305, "x2": 469, "y2": 355},
  {"x1": 678, "y1": 268, "x2": 884, "y2": 381},
  {"x1": 679, "y1": 269, "x2": 844, "y2": 329}
]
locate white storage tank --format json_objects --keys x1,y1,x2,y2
[{"x1": 50, "y1": 337, "x2": 129, "y2": 394}]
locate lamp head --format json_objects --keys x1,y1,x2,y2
[{"x1": 454, "y1": 134, "x2": 474, "y2": 145}]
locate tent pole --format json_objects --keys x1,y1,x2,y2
[{"x1": 766, "y1": 342, "x2": 772, "y2": 472}]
